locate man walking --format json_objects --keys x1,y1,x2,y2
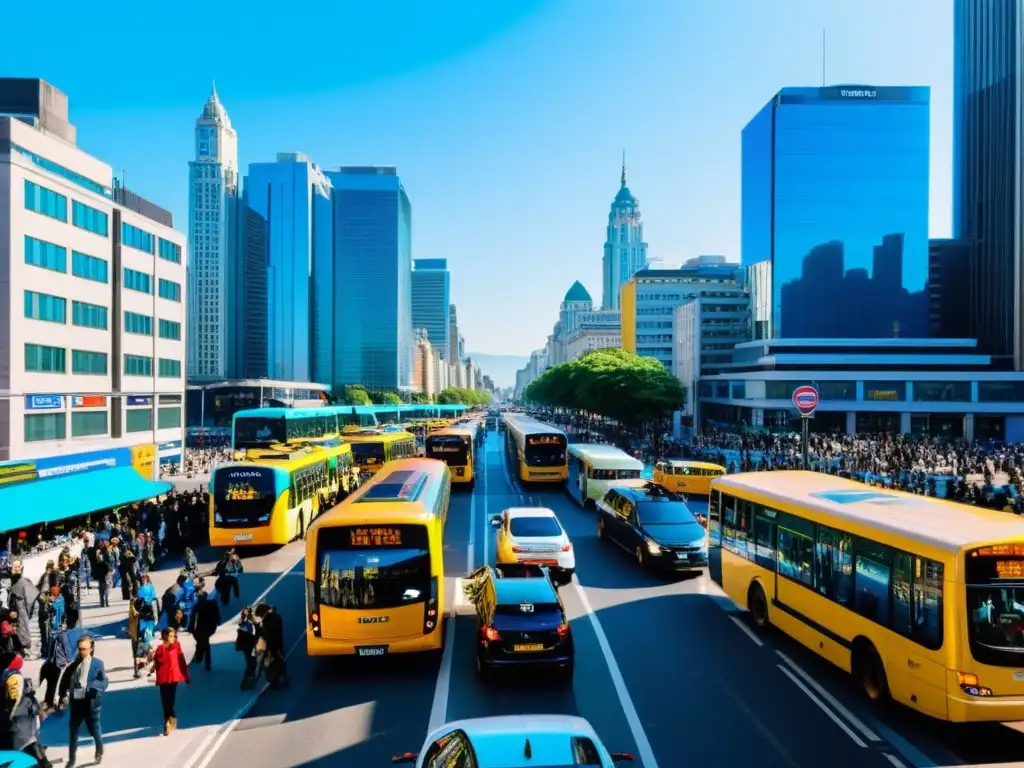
[{"x1": 59, "y1": 635, "x2": 108, "y2": 768}]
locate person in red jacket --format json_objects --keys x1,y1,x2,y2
[{"x1": 149, "y1": 627, "x2": 190, "y2": 736}]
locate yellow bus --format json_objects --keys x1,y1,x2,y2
[
  {"x1": 653, "y1": 459, "x2": 726, "y2": 496},
  {"x1": 709, "y1": 471, "x2": 1024, "y2": 723},
  {"x1": 305, "y1": 458, "x2": 452, "y2": 657},
  {"x1": 427, "y1": 419, "x2": 451, "y2": 434},
  {"x1": 210, "y1": 442, "x2": 353, "y2": 547},
  {"x1": 341, "y1": 429, "x2": 417, "y2": 476},
  {"x1": 425, "y1": 423, "x2": 480, "y2": 487},
  {"x1": 566, "y1": 444, "x2": 644, "y2": 507},
  {"x1": 501, "y1": 413, "x2": 568, "y2": 483}
]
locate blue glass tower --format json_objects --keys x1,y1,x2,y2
[
  {"x1": 412, "y1": 259, "x2": 451, "y2": 359},
  {"x1": 327, "y1": 167, "x2": 413, "y2": 390},
  {"x1": 741, "y1": 85, "x2": 931, "y2": 339},
  {"x1": 245, "y1": 153, "x2": 332, "y2": 382}
]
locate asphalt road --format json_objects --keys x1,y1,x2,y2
[{"x1": 199, "y1": 431, "x2": 1024, "y2": 768}]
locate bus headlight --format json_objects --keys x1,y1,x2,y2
[{"x1": 423, "y1": 576, "x2": 440, "y2": 635}]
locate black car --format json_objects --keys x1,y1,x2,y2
[
  {"x1": 465, "y1": 564, "x2": 574, "y2": 683},
  {"x1": 596, "y1": 482, "x2": 708, "y2": 572}
]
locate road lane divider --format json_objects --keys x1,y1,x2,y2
[
  {"x1": 777, "y1": 663, "x2": 868, "y2": 748},
  {"x1": 727, "y1": 614, "x2": 764, "y2": 647},
  {"x1": 428, "y1": 617, "x2": 457, "y2": 734}
]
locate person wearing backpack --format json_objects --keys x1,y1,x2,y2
[{"x1": 1, "y1": 652, "x2": 51, "y2": 767}]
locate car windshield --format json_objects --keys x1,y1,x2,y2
[
  {"x1": 637, "y1": 501, "x2": 697, "y2": 525},
  {"x1": 509, "y1": 516, "x2": 562, "y2": 537}
]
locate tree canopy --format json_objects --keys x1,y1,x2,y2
[
  {"x1": 523, "y1": 348, "x2": 685, "y2": 425},
  {"x1": 410, "y1": 392, "x2": 432, "y2": 404},
  {"x1": 336, "y1": 385, "x2": 372, "y2": 406},
  {"x1": 374, "y1": 391, "x2": 403, "y2": 405},
  {"x1": 437, "y1": 387, "x2": 492, "y2": 406}
]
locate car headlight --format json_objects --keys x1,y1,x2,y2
[{"x1": 645, "y1": 538, "x2": 664, "y2": 555}]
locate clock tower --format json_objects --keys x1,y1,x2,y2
[{"x1": 601, "y1": 153, "x2": 648, "y2": 310}]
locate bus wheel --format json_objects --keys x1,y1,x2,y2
[
  {"x1": 747, "y1": 583, "x2": 770, "y2": 630},
  {"x1": 853, "y1": 641, "x2": 890, "y2": 704}
]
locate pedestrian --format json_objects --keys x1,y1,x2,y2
[
  {"x1": 7, "y1": 560, "x2": 36, "y2": 659},
  {"x1": 189, "y1": 591, "x2": 220, "y2": 671},
  {"x1": 58, "y1": 635, "x2": 108, "y2": 768},
  {"x1": 0, "y1": 652, "x2": 50, "y2": 767},
  {"x1": 213, "y1": 549, "x2": 243, "y2": 606},
  {"x1": 234, "y1": 607, "x2": 257, "y2": 690},
  {"x1": 92, "y1": 547, "x2": 111, "y2": 608},
  {"x1": 39, "y1": 620, "x2": 72, "y2": 713},
  {"x1": 253, "y1": 604, "x2": 288, "y2": 689},
  {"x1": 149, "y1": 627, "x2": 190, "y2": 736}
]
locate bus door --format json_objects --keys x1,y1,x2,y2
[{"x1": 708, "y1": 489, "x2": 723, "y2": 585}]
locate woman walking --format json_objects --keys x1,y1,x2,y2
[{"x1": 149, "y1": 628, "x2": 190, "y2": 735}]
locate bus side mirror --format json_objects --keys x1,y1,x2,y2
[{"x1": 490, "y1": 516, "x2": 502, "y2": 527}]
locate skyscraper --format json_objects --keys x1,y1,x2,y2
[
  {"x1": 741, "y1": 85, "x2": 930, "y2": 339},
  {"x1": 412, "y1": 259, "x2": 451, "y2": 359},
  {"x1": 448, "y1": 304, "x2": 460, "y2": 364},
  {"x1": 327, "y1": 166, "x2": 413, "y2": 390},
  {"x1": 601, "y1": 154, "x2": 648, "y2": 310},
  {"x1": 186, "y1": 83, "x2": 238, "y2": 380},
  {"x1": 953, "y1": 0, "x2": 1024, "y2": 368},
  {"x1": 246, "y1": 152, "x2": 332, "y2": 382},
  {"x1": 225, "y1": 189, "x2": 268, "y2": 379}
]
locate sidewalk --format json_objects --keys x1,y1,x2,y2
[{"x1": 25, "y1": 548, "x2": 292, "y2": 768}]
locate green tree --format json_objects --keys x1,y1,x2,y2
[
  {"x1": 410, "y1": 392, "x2": 432, "y2": 404},
  {"x1": 379, "y1": 391, "x2": 403, "y2": 405},
  {"x1": 436, "y1": 387, "x2": 492, "y2": 406},
  {"x1": 339, "y1": 385, "x2": 372, "y2": 406}
]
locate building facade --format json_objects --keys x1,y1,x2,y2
[
  {"x1": 0, "y1": 83, "x2": 186, "y2": 465},
  {"x1": 412, "y1": 259, "x2": 451, "y2": 359},
  {"x1": 602, "y1": 156, "x2": 648, "y2": 310},
  {"x1": 928, "y1": 238, "x2": 972, "y2": 342},
  {"x1": 246, "y1": 153, "x2": 332, "y2": 383},
  {"x1": 225, "y1": 193, "x2": 268, "y2": 379},
  {"x1": 327, "y1": 167, "x2": 413, "y2": 391},
  {"x1": 741, "y1": 85, "x2": 930, "y2": 340},
  {"x1": 186, "y1": 84, "x2": 238, "y2": 381},
  {"x1": 953, "y1": 0, "x2": 1024, "y2": 368},
  {"x1": 412, "y1": 329, "x2": 440, "y2": 399}
]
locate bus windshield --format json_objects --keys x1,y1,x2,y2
[
  {"x1": 234, "y1": 416, "x2": 286, "y2": 448},
  {"x1": 350, "y1": 442, "x2": 386, "y2": 466},
  {"x1": 426, "y1": 435, "x2": 468, "y2": 466},
  {"x1": 317, "y1": 525, "x2": 431, "y2": 610},
  {"x1": 965, "y1": 549, "x2": 1024, "y2": 664},
  {"x1": 213, "y1": 467, "x2": 277, "y2": 527},
  {"x1": 524, "y1": 434, "x2": 566, "y2": 466}
]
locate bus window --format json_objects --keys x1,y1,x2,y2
[
  {"x1": 752, "y1": 506, "x2": 778, "y2": 571},
  {"x1": 778, "y1": 517, "x2": 813, "y2": 586},
  {"x1": 351, "y1": 442, "x2": 386, "y2": 466},
  {"x1": 234, "y1": 417, "x2": 286, "y2": 448},
  {"x1": 854, "y1": 538, "x2": 892, "y2": 624},
  {"x1": 913, "y1": 558, "x2": 943, "y2": 649},
  {"x1": 814, "y1": 526, "x2": 854, "y2": 606}
]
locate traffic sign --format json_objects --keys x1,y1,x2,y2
[{"x1": 792, "y1": 385, "x2": 819, "y2": 417}]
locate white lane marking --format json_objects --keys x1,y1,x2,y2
[
  {"x1": 775, "y1": 650, "x2": 881, "y2": 743},
  {"x1": 571, "y1": 577, "x2": 660, "y2": 768},
  {"x1": 428, "y1": 617, "x2": 457, "y2": 734},
  {"x1": 777, "y1": 664, "x2": 867, "y2": 748},
  {"x1": 224, "y1": 547, "x2": 305, "y2": 625},
  {"x1": 482, "y1": 452, "x2": 490, "y2": 567},
  {"x1": 728, "y1": 615, "x2": 764, "y2": 647},
  {"x1": 467, "y1": 484, "x2": 477, "y2": 572},
  {"x1": 882, "y1": 754, "x2": 907, "y2": 768},
  {"x1": 188, "y1": 631, "x2": 306, "y2": 768}
]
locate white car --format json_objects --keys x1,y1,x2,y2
[
  {"x1": 492, "y1": 507, "x2": 575, "y2": 584},
  {"x1": 392, "y1": 714, "x2": 635, "y2": 767}
]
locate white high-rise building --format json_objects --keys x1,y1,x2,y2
[
  {"x1": 601, "y1": 154, "x2": 648, "y2": 310},
  {"x1": 187, "y1": 83, "x2": 238, "y2": 380}
]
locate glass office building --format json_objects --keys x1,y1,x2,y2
[
  {"x1": 225, "y1": 192, "x2": 269, "y2": 379},
  {"x1": 327, "y1": 167, "x2": 413, "y2": 390},
  {"x1": 245, "y1": 153, "x2": 332, "y2": 383},
  {"x1": 412, "y1": 259, "x2": 451, "y2": 359},
  {"x1": 953, "y1": 0, "x2": 1024, "y2": 368},
  {"x1": 741, "y1": 85, "x2": 930, "y2": 340}
]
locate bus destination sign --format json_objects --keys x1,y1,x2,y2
[
  {"x1": 528, "y1": 436, "x2": 562, "y2": 446},
  {"x1": 350, "y1": 527, "x2": 403, "y2": 547}
]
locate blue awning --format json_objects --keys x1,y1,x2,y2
[{"x1": 0, "y1": 467, "x2": 174, "y2": 531}]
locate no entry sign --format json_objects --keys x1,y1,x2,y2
[{"x1": 792, "y1": 385, "x2": 819, "y2": 417}]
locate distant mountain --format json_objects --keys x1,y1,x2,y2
[{"x1": 466, "y1": 352, "x2": 529, "y2": 389}]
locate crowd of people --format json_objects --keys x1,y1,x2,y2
[{"x1": 160, "y1": 445, "x2": 233, "y2": 479}]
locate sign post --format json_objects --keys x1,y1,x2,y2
[{"x1": 791, "y1": 386, "x2": 819, "y2": 470}]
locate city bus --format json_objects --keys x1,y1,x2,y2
[
  {"x1": 502, "y1": 414, "x2": 568, "y2": 483},
  {"x1": 341, "y1": 429, "x2": 417, "y2": 476},
  {"x1": 653, "y1": 459, "x2": 726, "y2": 496},
  {"x1": 425, "y1": 423, "x2": 480, "y2": 487},
  {"x1": 209, "y1": 442, "x2": 353, "y2": 547},
  {"x1": 566, "y1": 444, "x2": 644, "y2": 507},
  {"x1": 305, "y1": 458, "x2": 452, "y2": 657},
  {"x1": 709, "y1": 470, "x2": 1024, "y2": 722}
]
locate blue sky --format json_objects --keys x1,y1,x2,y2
[{"x1": 4, "y1": 0, "x2": 952, "y2": 357}]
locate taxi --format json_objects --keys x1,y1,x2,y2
[{"x1": 491, "y1": 507, "x2": 575, "y2": 584}]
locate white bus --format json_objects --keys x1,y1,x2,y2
[{"x1": 566, "y1": 444, "x2": 644, "y2": 507}]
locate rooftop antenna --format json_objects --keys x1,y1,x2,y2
[
  {"x1": 821, "y1": 28, "x2": 826, "y2": 87},
  {"x1": 621, "y1": 149, "x2": 627, "y2": 187}
]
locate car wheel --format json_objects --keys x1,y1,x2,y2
[{"x1": 597, "y1": 517, "x2": 606, "y2": 540}]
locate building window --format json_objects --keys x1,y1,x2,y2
[
  {"x1": 815, "y1": 381, "x2": 857, "y2": 400},
  {"x1": 72, "y1": 350, "x2": 108, "y2": 375},
  {"x1": 24, "y1": 179, "x2": 67, "y2": 221},
  {"x1": 12, "y1": 143, "x2": 112, "y2": 198},
  {"x1": 765, "y1": 380, "x2": 805, "y2": 400},
  {"x1": 25, "y1": 413, "x2": 66, "y2": 442},
  {"x1": 124, "y1": 311, "x2": 153, "y2": 335},
  {"x1": 158, "y1": 358, "x2": 181, "y2": 378},
  {"x1": 72, "y1": 251, "x2": 108, "y2": 283},
  {"x1": 912, "y1": 381, "x2": 971, "y2": 402},
  {"x1": 25, "y1": 343, "x2": 65, "y2": 373},
  {"x1": 124, "y1": 354, "x2": 153, "y2": 377},
  {"x1": 72, "y1": 200, "x2": 109, "y2": 236},
  {"x1": 24, "y1": 291, "x2": 66, "y2": 324},
  {"x1": 158, "y1": 238, "x2": 181, "y2": 263},
  {"x1": 71, "y1": 410, "x2": 108, "y2": 438},
  {"x1": 72, "y1": 301, "x2": 108, "y2": 330},
  {"x1": 157, "y1": 406, "x2": 182, "y2": 429},
  {"x1": 864, "y1": 382, "x2": 905, "y2": 402},
  {"x1": 158, "y1": 319, "x2": 181, "y2": 340},
  {"x1": 24, "y1": 235, "x2": 67, "y2": 273},
  {"x1": 122, "y1": 222, "x2": 155, "y2": 253},
  {"x1": 123, "y1": 267, "x2": 153, "y2": 294},
  {"x1": 125, "y1": 408, "x2": 153, "y2": 433},
  {"x1": 977, "y1": 381, "x2": 1024, "y2": 403},
  {"x1": 158, "y1": 279, "x2": 181, "y2": 302}
]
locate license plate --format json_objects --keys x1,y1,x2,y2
[
  {"x1": 232, "y1": 534, "x2": 253, "y2": 542},
  {"x1": 1014, "y1": 671, "x2": 1024, "y2": 681},
  {"x1": 356, "y1": 646, "x2": 388, "y2": 657},
  {"x1": 514, "y1": 643, "x2": 545, "y2": 652}
]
